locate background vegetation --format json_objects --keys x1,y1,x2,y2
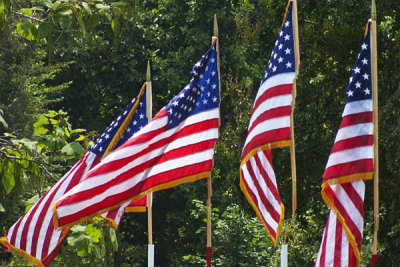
[{"x1": 1, "y1": 0, "x2": 399, "y2": 266}]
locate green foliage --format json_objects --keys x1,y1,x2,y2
[{"x1": 1, "y1": 0, "x2": 400, "y2": 266}]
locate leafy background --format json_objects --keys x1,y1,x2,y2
[{"x1": 1, "y1": 0, "x2": 399, "y2": 266}]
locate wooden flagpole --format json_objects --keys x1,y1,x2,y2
[
  {"x1": 282, "y1": 1, "x2": 300, "y2": 265},
  {"x1": 146, "y1": 61, "x2": 155, "y2": 267},
  {"x1": 291, "y1": 0, "x2": 300, "y2": 222},
  {"x1": 371, "y1": 0, "x2": 379, "y2": 264},
  {"x1": 206, "y1": 14, "x2": 219, "y2": 267}
]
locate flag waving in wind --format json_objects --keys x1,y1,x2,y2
[
  {"x1": 315, "y1": 21, "x2": 374, "y2": 267},
  {"x1": 240, "y1": 0, "x2": 296, "y2": 246},
  {"x1": 53, "y1": 40, "x2": 220, "y2": 230},
  {"x1": 0, "y1": 85, "x2": 149, "y2": 267}
]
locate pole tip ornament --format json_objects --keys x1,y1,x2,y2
[
  {"x1": 146, "y1": 61, "x2": 151, "y2": 82},
  {"x1": 371, "y1": 0, "x2": 377, "y2": 20},
  {"x1": 213, "y1": 14, "x2": 218, "y2": 37}
]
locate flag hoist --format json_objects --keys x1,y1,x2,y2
[
  {"x1": 239, "y1": 1, "x2": 299, "y2": 264},
  {"x1": 0, "y1": 80, "x2": 150, "y2": 266},
  {"x1": 315, "y1": 13, "x2": 378, "y2": 267}
]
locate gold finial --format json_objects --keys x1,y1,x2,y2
[
  {"x1": 146, "y1": 61, "x2": 151, "y2": 82},
  {"x1": 371, "y1": 0, "x2": 377, "y2": 20},
  {"x1": 213, "y1": 14, "x2": 218, "y2": 37}
]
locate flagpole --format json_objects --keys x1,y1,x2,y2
[
  {"x1": 370, "y1": 0, "x2": 379, "y2": 264},
  {"x1": 205, "y1": 14, "x2": 219, "y2": 267},
  {"x1": 146, "y1": 61, "x2": 155, "y2": 267},
  {"x1": 290, "y1": 0, "x2": 300, "y2": 222}
]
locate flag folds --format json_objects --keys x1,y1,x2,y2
[
  {"x1": 240, "y1": 0, "x2": 296, "y2": 246},
  {"x1": 0, "y1": 84, "x2": 149, "y2": 267},
  {"x1": 53, "y1": 40, "x2": 220, "y2": 230},
  {"x1": 315, "y1": 21, "x2": 373, "y2": 267}
]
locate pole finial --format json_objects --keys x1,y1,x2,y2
[
  {"x1": 371, "y1": 0, "x2": 377, "y2": 20},
  {"x1": 146, "y1": 61, "x2": 151, "y2": 82},
  {"x1": 213, "y1": 14, "x2": 218, "y2": 37}
]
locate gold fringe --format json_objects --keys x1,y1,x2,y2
[
  {"x1": 0, "y1": 236, "x2": 44, "y2": 267},
  {"x1": 321, "y1": 171, "x2": 373, "y2": 267},
  {"x1": 281, "y1": 0, "x2": 292, "y2": 27},
  {"x1": 101, "y1": 82, "x2": 147, "y2": 160},
  {"x1": 239, "y1": 177, "x2": 285, "y2": 247},
  {"x1": 53, "y1": 171, "x2": 211, "y2": 231},
  {"x1": 240, "y1": 140, "x2": 291, "y2": 167},
  {"x1": 125, "y1": 206, "x2": 147, "y2": 213}
]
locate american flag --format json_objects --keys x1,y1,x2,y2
[
  {"x1": 315, "y1": 21, "x2": 373, "y2": 267},
  {"x1": 53, "y1": 41, "x2": 220, "y2": 229},
  {"x1": 240, "y1": 0, "x2": 295, "y2": 246},
  {"x1": 0, "y1": 85, "x2": 149, "y2": 266}
]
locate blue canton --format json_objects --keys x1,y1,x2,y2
[
  {"x1": 262, "y1": 2, "x2": 295, "y2": 84},
  {"x1": 89, "y1": 92, "x2": 148, "y2": 157},
  {"x1": 166, "y1": 42, "x2": 219, "y2": 130},
  {"x1": 345, "y1": 22, "x2": 372, "y2": 103}
]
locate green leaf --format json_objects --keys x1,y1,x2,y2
[
  {"x1": 38, "y1": 22, "x2": 51, "y2": 38},
  {"x1": 0, "y1": 202, "x2": 5, "y2": 212},
  {"x1": 19, "y1": 8, "x2": 33, "y2": 16},
  {"x1": 2, "y1": 160, "x2": 15, "y2": 194},
  {"x1": 109, "y1": 228, "x2": 118, "y2": 251},
  {"x1": 85, "y1": 224, "x2": 102, "y2": 243},
  {"x1": 70, "y1": 129, "x2": 86, "y2": 134},
  {"x1": 81, "y1": 2, "x2": 91, "y2": 15},
  {"x1": 75, "y1": 135, "x2": 85, "y2": 141},
  {"x1": 58, "y1": 9, "x2": 73, "y2": 16},
  {"x1": 41, "y1": 0, "x2": 53, "y2": 8},
  {"x1": 25, "y1": 194, "x2": 39, "y2": 212},
  {"x1": 0, "y1": 113, "x2": 8, "y2": 129},
  {"x1": 34, "y1": 114, "x2": 50, "y2": 128},
  {"x1": 61, "y1": 142, "x2": 84, "y2": 156}
]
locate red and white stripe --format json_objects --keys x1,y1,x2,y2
[
  {"x1": 241, "y1": 72, "x2": 295, "y2": 157},
  {"x1": 2, "y1": 151, "x2": 97, "y2": 266},
  {"x1": 240, "y1": 149, "x2": 284, "y2": 245},
  {"x1": 315, "y1": 180, "x2": 365, "y2": 267},
  {"x1": 54, "y1": 107, "x2": 219, "y2": 228},
  {"x1": 323, "y1": 100, "x2": 373, "y2": 181},
  {"x1": 316, "y1": 94, "x2": 373, "y2": 267}
]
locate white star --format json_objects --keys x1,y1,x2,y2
[
  {"x1": 286, "y1": 62, "x2": 292, "y2": 68},
  {"x1": 173, "y1": 101, "x2": 179, "y2": 106},
  {"x1": 123, "y1": 111, "x2": 128, "y2": 115},
  {"x1": 140, "y1": 113, "x2": 145, "y2": 119},
  {"x1": 133, "y1": 120, "x2": 137, "y2": 125},
  {"x1": 285, "y1": 48, "x2": 291, "y2": 54},
  {"x1": 203, "y1": 99, "x2": 208, "y2": 104},
  {"x1": 179, "y1": 93, "x2": 185, "y2": 98},
  {"x1": 278, "y1": 44, "x2": 283, "y2": 50},
  {"x1": 279, "y1": 30, "x2": 283, "y2": 36},
  {"x1": 284, "y1": 21, "x2": 290, "y2": 27},
  {"x1": 168, "y1": 109, "x2": 173, "y2": 114},
  {"x1": 212, "y1": 84, "x2": 217, "y2": 89},
  {"x1": 272, "y1": 66, "x2": 277, "y2": 72},
  {"x1": 284, "y1": 34, "x2": 290, "y2": 41},
  {"x1": 347, "y1": 90, "x2": 354, "y2": 97},
  {"x1": 140, "y1": 102, "x2": 143, "y2": 106},
  {"x1": 99, "y1": 147, "x2": 103, "y2": 152},
  {"x1": 349, "y1": 77, "x2": 353, "y2": 83},
  {"x1": 364, "y1": 88, "x2": 371, "y2": 95},
  {"x1": 278, "y1": 57, "x2": 283, "y2": 63},
  {"x1": 273, "y1": 53, "x2": 277, "y2": 59},
  {"x1": 211, "y1": 58, "x2": 215, "y2": 63},
  {"x1": 363, "y1": 73, "x2": 369, "y2": 80},
  {"x1": 188, "y1": 107, "x2": 192, "y2": 112},
  {"x1": 178, "y1": 114, "x2": 182, "y2": 119},
  {"x1": 212, "y1": 71, "x2": 216, "y2": 76},
  {"x1": 105, "y1": 134, "x2": 110, "y2": 139},
  {"x1": 213, "y1": 97, "x2": 217, "y2": 102},
  {"x1": 207, "y1": 92, "x2": 211, "y2": 97},
  {"x1": 355, "y1": 82, "x2": 361, "y2": 88},
  {"x1": 362, "y1": 58, "x2": 368, "y2": 65},
  {"x1": 269, "y1": 63, "x2": 273, "y2": 69},
  {"x1": 361, "y1": 43, "x2": 368, "y2": 50},
  {"x1": 275, "y1": 40, "x2": 279, "y2": 46},
  {"x1": 127, "y1": 128, "x2": 131, "y2": 132},
  {"x1": 201, "y1": 86, "x2": 205, "y2": 91},
  {"x1": 354, "y1": 67, "x2": 360, "y2": 73},
  {"x1": 207, "y1": 79, "x2": 210, "y2": 84}
]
